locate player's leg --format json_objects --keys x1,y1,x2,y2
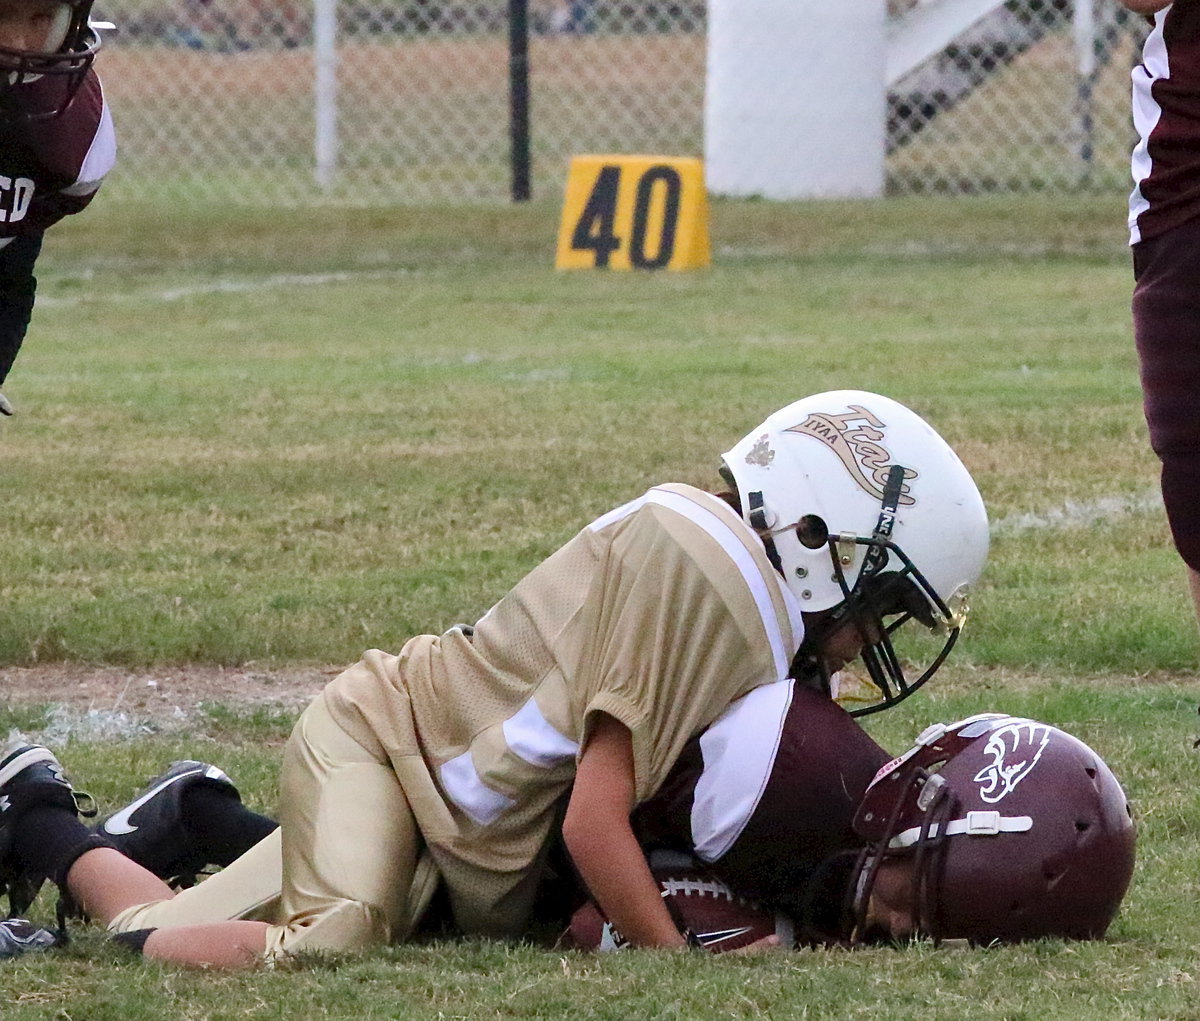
[
  {"x1": 263, "y1": 690, "x2": 427, "y2": 958},
  {"x1": 100, "y1": 826, "x2": 283, "y2": 932},
  {"x1": 0, "y1": 739, "x2": 277, "y2": 968},
  {"x1": 1133, "y1": 217, "x2": 1200, "y2": 632},
  {"x1": 94, "y1": 766, "x2": 286, "y2": 959},
  {"x1": 0, "y1": 740, "x2": 134, "y2": 917},
  {"x1": 1190, "y1": 566, "x2": 1200, "y2": 629},
  {"x1": 67, "y1": 847, "x2": 272, "y2": 968},
  {"x1": 105, "y1": 674, "x2": 430, "y2": 965}
]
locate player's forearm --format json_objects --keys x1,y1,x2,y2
[
  {"x1": 564, "y1": 808, "x2": 686, "y2": 947},
  {"x1": 564, "y1": 713, "x2": 688, "y2": 948}
]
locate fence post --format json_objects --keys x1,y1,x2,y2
[
  {"x1": 314, "y1": 0, "x2": 338, "y2": 190},
  {"x1": 1073, "y1": 0, "x2": 1097, "y2": 182},
  {"x1": 509, "y1": 0, "x2": 531, "y2": 202}
]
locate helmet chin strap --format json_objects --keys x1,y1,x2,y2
[
  {"x1": 746, "y1": 489, "x2": 785, "y2": 575},
  {"x1": 745, "y1": 458, "x2": 907, "y2": 587},
  {"x1": 848, "y1": 763, "x2": 959, "y2": 944},
  {"x1": 863, "y1": 463, "x2": 906, "y2": 575}
]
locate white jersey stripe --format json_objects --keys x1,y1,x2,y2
[
  {"x1": 64, "y1": 79, "x2": 116, "y2": 197},
  {"x1": 439, "y1": 699, "x2": 577, "y2": 828},
  {"x1": 439, "y1": 751, "x2": 515, "y2": 826},
  {"x1": 648, "y1": 488, "x2": 801, "y2": 680},
  {"x1": 1129, "y1": 12, "x2": 1169, "y2": 244},
  {"x1": 585, "y1": 492, "x2": 648, "y2": 533},
  {"x1": 590, "y1": 487, "x2": 802, "y2": 680},
  {"x1": 502, "y1": 696, "x2": 579, "y2": 768},
  {"x1": 691, "y1": 679, "x2": 794, "y2": 861}
]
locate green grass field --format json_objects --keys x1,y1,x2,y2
[{"x1": 2, "y1": 192, "x2": 1200, "y2": 1019}]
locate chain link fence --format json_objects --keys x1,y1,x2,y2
[
  {"x1": 887, "y1": 0, "x2": 1141, "y2": 193},
  {"x1": 93, "y1": 0, "x2": 1146, "y2": 206}
]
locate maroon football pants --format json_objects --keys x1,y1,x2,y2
[{"x1": 1133, "y1": 216, "x2": 1200, "y2": 572}]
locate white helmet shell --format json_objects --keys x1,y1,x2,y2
[{"x1": 720, "y1": 391, "x2": 988, "y2": 614}]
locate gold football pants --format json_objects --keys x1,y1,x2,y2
[{"x1": 107, "y1": 692, "x2": 437, "y2": 959}]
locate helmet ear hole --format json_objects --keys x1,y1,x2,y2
[{"x1": 796, "y1": 514, "x2": 829, "y2": 550}]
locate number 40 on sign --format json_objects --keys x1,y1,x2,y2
[{"x1": 555, "y1": 155, "x2": 711, "y2": 271}]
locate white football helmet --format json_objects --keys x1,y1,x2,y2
[{"x1": 720, "y1": 391, "x2": 988, "y2": 714}]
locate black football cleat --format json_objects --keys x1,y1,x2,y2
[
  {"x1": 0, "y1": 917, "x2": 60, "y2": 959},
  {"x1": 98, "y1": 760, "x2": 241, "y2": 888},
  {"x1": 0, "y1": 740, "x2": 95, "y2": 916}
]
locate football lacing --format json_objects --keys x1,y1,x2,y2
[{"x1": 659, "y1": 876, "x2": 743, "y2": 903}]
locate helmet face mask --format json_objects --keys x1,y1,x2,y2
[
  {"x1": 0, "y1": 0, "x2": 100, "y2": 120},
  {"x1": 793, "y1": 537, "x2": 968, "y2": 716},
  {"x1": 720, "y1": 391, "x2": 988, "y2": 715},
  {"x1": 848, "y1": 715, "x2": 1137, "y2": 945}
]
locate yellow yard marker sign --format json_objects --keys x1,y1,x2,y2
[{"x1": 556, "y1": 155, "x2": 711, "y2": 271}]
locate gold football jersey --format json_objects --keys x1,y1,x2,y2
[{"x1": 323, "y1": 483, "x2": 804, "y2": 935}]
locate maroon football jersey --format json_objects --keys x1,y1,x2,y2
[
  {"x1": 1130, "y1": 5, "x2": 1200, "y2": 243},
  {"x1": 0, "y1": 68, "x2": 115, "y2": 241},
  {"x1": 632, "y1": 681, "x2": 889, "y2": 919}
]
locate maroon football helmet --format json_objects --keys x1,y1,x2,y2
[
  {"x1": 849, "y1": 713, "x2": 1136, "y2": 944},
  {"x1": 0, "y1": 1, "x2": 101, "y2": 118}
]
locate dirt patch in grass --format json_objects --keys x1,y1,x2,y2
[
  {"x1": 1, "y1": 661, "x2": 1193, "y2": 741},
  {"x1": 0, "y1": 663, "x2": 341, "y2": 728}
]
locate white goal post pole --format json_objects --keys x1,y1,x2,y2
[
  {"x1": 314, "y1": 0, "x2": 339, "y2": 190},
  {"x1": 705, "y1": 0, "x2": 887, "y2": 200}
]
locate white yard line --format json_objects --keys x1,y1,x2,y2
[
  {"x1": 12, "y1": 491, "x2": 1167, "y2": 742},
  {"x1": 990, "y1": 487, "x2": 1163, "y2": 537},
  {"x1": 36, "y1": 268, "x2": 416, "y2": 308}
]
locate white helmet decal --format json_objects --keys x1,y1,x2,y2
[
  {"x1": 783, "y1": 405, "x2": 917, "y2": 507},
  {"x1": 972, "y1": 721, "x2": 1053, "y2": 804}
]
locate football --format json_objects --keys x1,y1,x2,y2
[{"x1": 558, "y1": 867, "x2": 793, "y2": 953}]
